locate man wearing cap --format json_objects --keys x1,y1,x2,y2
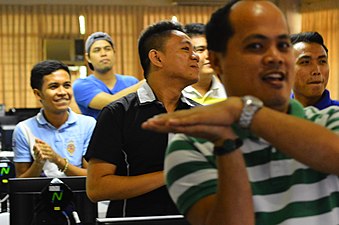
[{"x1": 73, "y1": 32, "x2": 144, "y2": 119}]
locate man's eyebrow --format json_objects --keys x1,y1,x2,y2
[
  {"x1": 47, "y1": 82, "x2": 59, "y2": 86},
  {"x1": 179, "y1": 40, "x2": 193, "y2": 49},
  {"x1": 93, "y1": 44, "x2": 112, "y2": 49},
  {"x1": 242, "y1": 34, "x2": 290, "y2": 43},
  {"x1": 318, "y1": 55, "x2": 327, "y2": 59},
  {"x1": 277, "y1": 34, "x2": 290, "y2": 40},
  {"x1": 181, "y1": 40, "x2": 192, "y2": 45},
  {"x1": 297, "y1": 55, "x2": 311, "y2": 61},
  {"x1": 47, "y1": 80, "x2": 71, "y2": 86},
  {"x1": 242, "y1": 34, "x2": 267, "y2": 43},
  {"x1": 194, "y1": 45, "x2": 207, "y2": 49},
  {"x1": 297, "y1": 54, "x2": 327, "y2": 61}
]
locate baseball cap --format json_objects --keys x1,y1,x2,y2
[
  {"x1": 85, "y1": 32, "x2": 114, "y2": 53},
  {"x1": 85, "y1": 32, "x2": 114, "y2": 70}
]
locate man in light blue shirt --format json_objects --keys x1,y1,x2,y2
[{"x1": 13, "y1": 60, "x2": 96, "y2": 177}]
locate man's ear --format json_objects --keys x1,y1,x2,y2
[
  {"x1": 33, "y1": 89, "x2": 42, "y2": 102},
  {"x1": 209, "y1": 51, "x2": 223, "y2": 75},
  {"x1": 148, "y1": 49, "x2": 163, "y2": 68},
  {"x1": 85, "y1": 53, "x2": 91, "y2": 64}
]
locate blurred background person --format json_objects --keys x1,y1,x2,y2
[
  {"x1": 73, "y1": 32, "x2": 144, "y2": 119},
  {"x1": 182, "y1": 23, "x2": 226, "y2": 105},
  {"x1": 291, "y1": 31, "x2": 339, "y2": 109}
]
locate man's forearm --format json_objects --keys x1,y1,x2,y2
[
  {"x1": 87, "y1": 167, "x2": 164, "y2": 202},
  {"x1": 208, "y1": 150, "x2": 254, "y2": 225},
  {"x1": 186, "y1": 150, "x2": 254, "y2": 225},
  {"x1": 16, "y1": 161, "x2": 44, "y2": 178},
  {"x1": 210, "y1": 150, "x2": 254, "y2": 225},
  {"x1": 89, "y1": 80, "x2": 145, "y2": 110},
  {"x1": 251, "y1": 107, "x2": 339, "y2": 174}
]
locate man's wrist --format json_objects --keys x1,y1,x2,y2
[
  {"x1": 59, "y1": 158, "x2": 69, "y2": 173},
  {"x1": 34, "y1": 159, "x2": 45, "y2": 166},
  {"x1": 226, "y1": 97, "x2": 245, "y2": 125},
  {"x1": 214, "y1": 138, "x2": 243, "y2": 156}
]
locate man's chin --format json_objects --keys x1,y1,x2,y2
[
  {"x1": 96, "y1": 66, "x2": 113, "y2": 74},
  {"x1": 53, "y1": 105, "x2": 69, "y2": 113},
  {"x1": 264, "y1": 96, "x2": 290, "y2": 112},
  {"x1": 201, "y1": 68, "x2": 214, "y2": 75}
]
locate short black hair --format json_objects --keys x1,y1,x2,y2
[
  {"x1": 30, "y1": 60, "x2": 70, "y2": 90},
  {"x1": 290, "y1": 31, "x2": 328, "y2": 53},
  {"x1": 138, "y1": 20, "x2": 185, "y2": 78},
  {"x1": 205, "y1": 0, "x2": 240, "y2": 54},
  {"x1": 184, "y1": 23, "x2": 205, "y2": 37}
]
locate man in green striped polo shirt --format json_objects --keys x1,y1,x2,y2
[{"x1": 142, "y1": 1, "x2": 339, "y2": 225}]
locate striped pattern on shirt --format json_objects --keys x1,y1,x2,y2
[{"x1": 164, "y1": 103, "x2": 339, "y2": 225}]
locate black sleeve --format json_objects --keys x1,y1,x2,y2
[{"x1": 85, "y1": 102, "x2": 124, "y2": 166}]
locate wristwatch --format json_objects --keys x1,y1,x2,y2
[
  {"x1": 238, "y1": 95, "x2": 263, "y2": 129},
  {"x1": 213, "y1": 138, "x2": 243, "y2": 156}
]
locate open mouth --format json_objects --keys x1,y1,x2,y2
[
  {"x1": 262, "y1": 73, "x2": 285, "y2": 82},
  {"x1": 262, "y1": 72, "x2": 286, "y2": 88}
]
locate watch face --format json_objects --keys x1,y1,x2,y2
[
  {"x1": 239, "y1": 95, "x2": 263, "y2": 129},
  {"x1": 244, "y1": 96, "x2": 263, "y2": 108}
]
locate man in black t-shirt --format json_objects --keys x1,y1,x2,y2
[{"x1": 85, "y1": 20, "x2": 200, "y2": 217}]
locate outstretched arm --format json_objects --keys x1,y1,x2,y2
[
  {"x1": 142, "y1": 97, "x2": 241, "y2": 142},
  {"x1": 142, "y1": 96, "x2": 339, "y2": 174}
]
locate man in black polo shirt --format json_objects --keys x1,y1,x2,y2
[{"x1": 85, "y1": 20, "x2": 200, "y2": 217}]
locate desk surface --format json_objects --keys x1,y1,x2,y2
[
  {"x1": 0, "y1": 202, "x2": 107, "y2": 225},
  {"x1": 0, "y1": 212, "x2": 9, "y2": 225},
  {"x1": 0, "y1": 151, "x2": 14, "y2": 158},
  {"x1": 96, "y1": 215, "x2": 190, "y2": 225}
]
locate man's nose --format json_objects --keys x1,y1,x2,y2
[
  {"x1": 263, "y1": 47, "x2": 284, "y2": 67},
  {"x1": 311, "y1": 65, "x2": 321, "y2": 76},
  {"x1": 57, "y1": 86, "x2": 67, "y2": 95},
  {"x1": 191, "y1": 51, "x2": 200, "y2": 62}
]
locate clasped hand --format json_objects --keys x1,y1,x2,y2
[{"x1": 33, "y1": 138, "x2": 58, "y2": 164}]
